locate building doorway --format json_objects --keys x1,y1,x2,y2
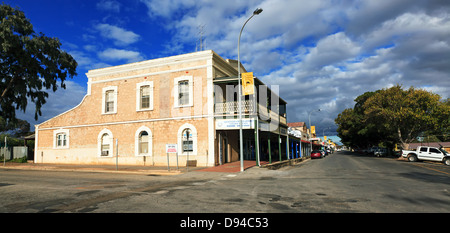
[{"x1": 218, "y1": 133, "x2": 229, "y2": 165}]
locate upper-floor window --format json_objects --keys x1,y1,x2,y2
[
  {"x1": 141, "y1": 86, "x2": 150, "y2": 109},
  {"x1": 102, "y1": 86, "x2": 118, "y2": 114},
  {"x1": 136, "y1": 81, "x2": 154, "y2": 111},
  {"x1": 174, "y1": 76, "x2": 193, "y2": 108},
  {"x1": 178, "y1": 80, "x2": 189, "y2": 106},
  {"x1": 105, "y1": 90, "x2": 115, "y2": 113}
]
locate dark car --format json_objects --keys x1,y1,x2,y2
[{"x1": 311, "y1": 150, "x2": 323, "y2": 159}]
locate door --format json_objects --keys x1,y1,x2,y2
[
  {"x1": 219, "y1": 133, "x2": 223, "y2": 165},
  {"x1": 428, "y1": 147, "x2": 444, "y2": 161},
  {"x1": 223, "y1": 137, "x2": 229, "y2": 163},
  {"x1": 417, "y1": 147, "x2": 428, "y2": 159}
]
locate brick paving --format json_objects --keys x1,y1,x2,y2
[
  {"x1": 1, "y1": 160, "x2": 271, "y2": 174},
  {"x1": 197, "y1": 160, "x2": 269, "y2": 173}
]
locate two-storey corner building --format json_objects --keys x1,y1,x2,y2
[
  {"x1": 34, "y1": 50, "x2": 289, "y2": 168},
  {"x1": 213, "y1": 74, "x2": 288, "y2": 166}
]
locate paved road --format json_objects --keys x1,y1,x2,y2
[{"x1": 1, "y1": 151, "x2": 449, "y2": 213}]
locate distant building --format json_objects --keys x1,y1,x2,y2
[{"x1": 287, "y1": 122, "x2": 317, "y2": 158}]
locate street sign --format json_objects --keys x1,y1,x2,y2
[
  {"x1": 166, "y1": 144, "x2": 177, "y2": 153},
  {"x1": 242, "y1": 72, "x2": 254, "y2": 95}
]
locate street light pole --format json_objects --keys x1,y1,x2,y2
[
  {"x1": 308, "y1": 109, "x2": 321, "y2": 155},
  {"x1": 238, "y1": 8, "x2": 263, "y2": 172},
  {"x1": 323, "y1": 126, "x2": 330, "y2": 147},
  {"x1": 322, "y1": 126, "x2": 330, "y2": 139}
]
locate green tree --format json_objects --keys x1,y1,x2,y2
[
  {"x1": 335, "y1": 91, "x2": 390, "y2": 149},
  {"x1": 432, "y1": 98, "x2": 450, "y2": 142},
  {"x1": 0, "y1": 116, "x2": 30, "y2": 136},
  {"x1": 363, "y1": 85, "x2": 446, "y2": 149},
  {"x1": 335, "y1": 108, "x2": 361, "y2": 148},
  {"x1": 0, "y1": 4, "x2": 77, "y2": 122},
  {"x1": 336, "y1": 85, "x2": 449, "y2": 151}
]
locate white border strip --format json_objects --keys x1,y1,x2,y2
[
  {"x1": 38, "y1": 114, "x2": 210, "y2": 131},
  {"x1": 89, "y1": 65, "x2": 209, "y2": 84}
]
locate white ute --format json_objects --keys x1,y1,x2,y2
[{"x1": 402, "y1": 146, "x2": 450, "y2": 166}]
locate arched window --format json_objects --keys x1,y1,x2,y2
[
  {"x1": 182, "y1": 129, "x2": 193, "y2": 153},
  {"x1": 101, "y1": 133, "x2": 111, "y2": 156},
  {"x1": 98, "y1": 129, "x2": 113, "y2": 157},
  {"x1": 139, "y1": 131, "x2": 149, "y2": 154},
  {"x1": 135, "y1": 126, "x2": 152, "y2": 156},
  {"x1": 177, "y1": 123, "x2": 197, "y2": 155}
]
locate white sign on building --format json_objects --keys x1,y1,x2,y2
[{"x1": 215, "y1": 119, "x2": 254, "y2": 130}]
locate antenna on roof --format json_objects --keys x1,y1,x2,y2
[{"x1": 195, "y1": 24, "x2": 206, "y2": 52}]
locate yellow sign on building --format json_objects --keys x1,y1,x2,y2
[
  {"x1": 311, "y1": 126, "x2": 315, "y2": 134},
  {"x1": 241, "y1": 72, "x2": 254, "y2": 95}
]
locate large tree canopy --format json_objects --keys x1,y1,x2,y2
[
  {"x1": 0, "y1": 4, "x2": 77, "y2": 122},
  {"x1": 336, "y1": 85, "x2": 449, "y2": 150}
]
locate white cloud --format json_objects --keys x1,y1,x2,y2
[
  {"x1": 96, "y1": 0, "x2": 121, "y2": 12},
  {"x1": 302, "y1": 32, "x2": 361, "y2": 69},
  {"x1": 16, "y1": 81, "x2": 87, "y2": 130},
  {"x1": 98, "y1": 48, "x2": 144, "y2": 63},
  {"x1": 140, "y1": 0, "x2": 198, "y2": 18},
  {"x1": 94, "y1": 23, "x2": 141, "y2": 46},
  {"x1": 140, "y1": 0, "x2": 450, "y2": 133}
]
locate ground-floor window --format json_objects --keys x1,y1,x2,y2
[
  {"x1": 98, "y1": 129, "x2": 113, "y2": 157},
  {"x1": 182, "y1": 129, "x2": 193, "y2": 152},
  {"x1": 53, "y1": 129, "x2": 69, "y2": 149},
  {"x1": 177, "y1": 123, "x2": 197, "y2": 156},
  {"x1": 135, "y1": 126, "x2": 152, "y2": 156},
  {"x1": 101, "y1": 134, "x2": 110, "y2": 156},
  {"x1": 56, "y1": 133, "x2": 67, "y2": 147}
]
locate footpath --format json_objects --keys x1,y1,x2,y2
[
  {"x1": 0, "y1": 159, "x2": 303, "y2": 175},
  {"x1": 0, "y1": 160, "x2": 265, "y2": 175},
  {"x1": 0, "y1": 162, "x2": 189, "y2": 176}
]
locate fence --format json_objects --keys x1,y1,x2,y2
[{"x1": 1, "y1": 146, "x2": 28, "y2": 160}]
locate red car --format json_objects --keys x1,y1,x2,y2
[{"x1": 311, "y1": 150, "x2": 323, "y2": 159}]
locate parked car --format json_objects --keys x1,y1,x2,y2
[
  {"x1": 311, "y1": 150, "x2": 324, "y2": 159},
  {"x1": 402, "y1": 146, "x2": 450, "y2": 166},
  {"x1": 374, "y1": 148, "x2": 387, "y2": 157},
  {"x1": 369, "y1": 147, "x2": 381, "y2": 155},
  {"x1": 320, "y1": 150, "x2": 326, "y2": 156}
]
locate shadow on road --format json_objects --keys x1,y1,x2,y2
[
  {"x1": 397, "y1": 171, "x2": 450, "y2": 185},
  {"x1": 383, "y1": 193, "x2": 450, "y2": 208}
]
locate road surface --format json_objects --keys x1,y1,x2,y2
[{"x1": 1, "y1": 151, "x2": 449, "y2": 213}]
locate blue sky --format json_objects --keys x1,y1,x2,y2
[{"x1": 5, "y1": 0, "x2": 450, "y2": 142}]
